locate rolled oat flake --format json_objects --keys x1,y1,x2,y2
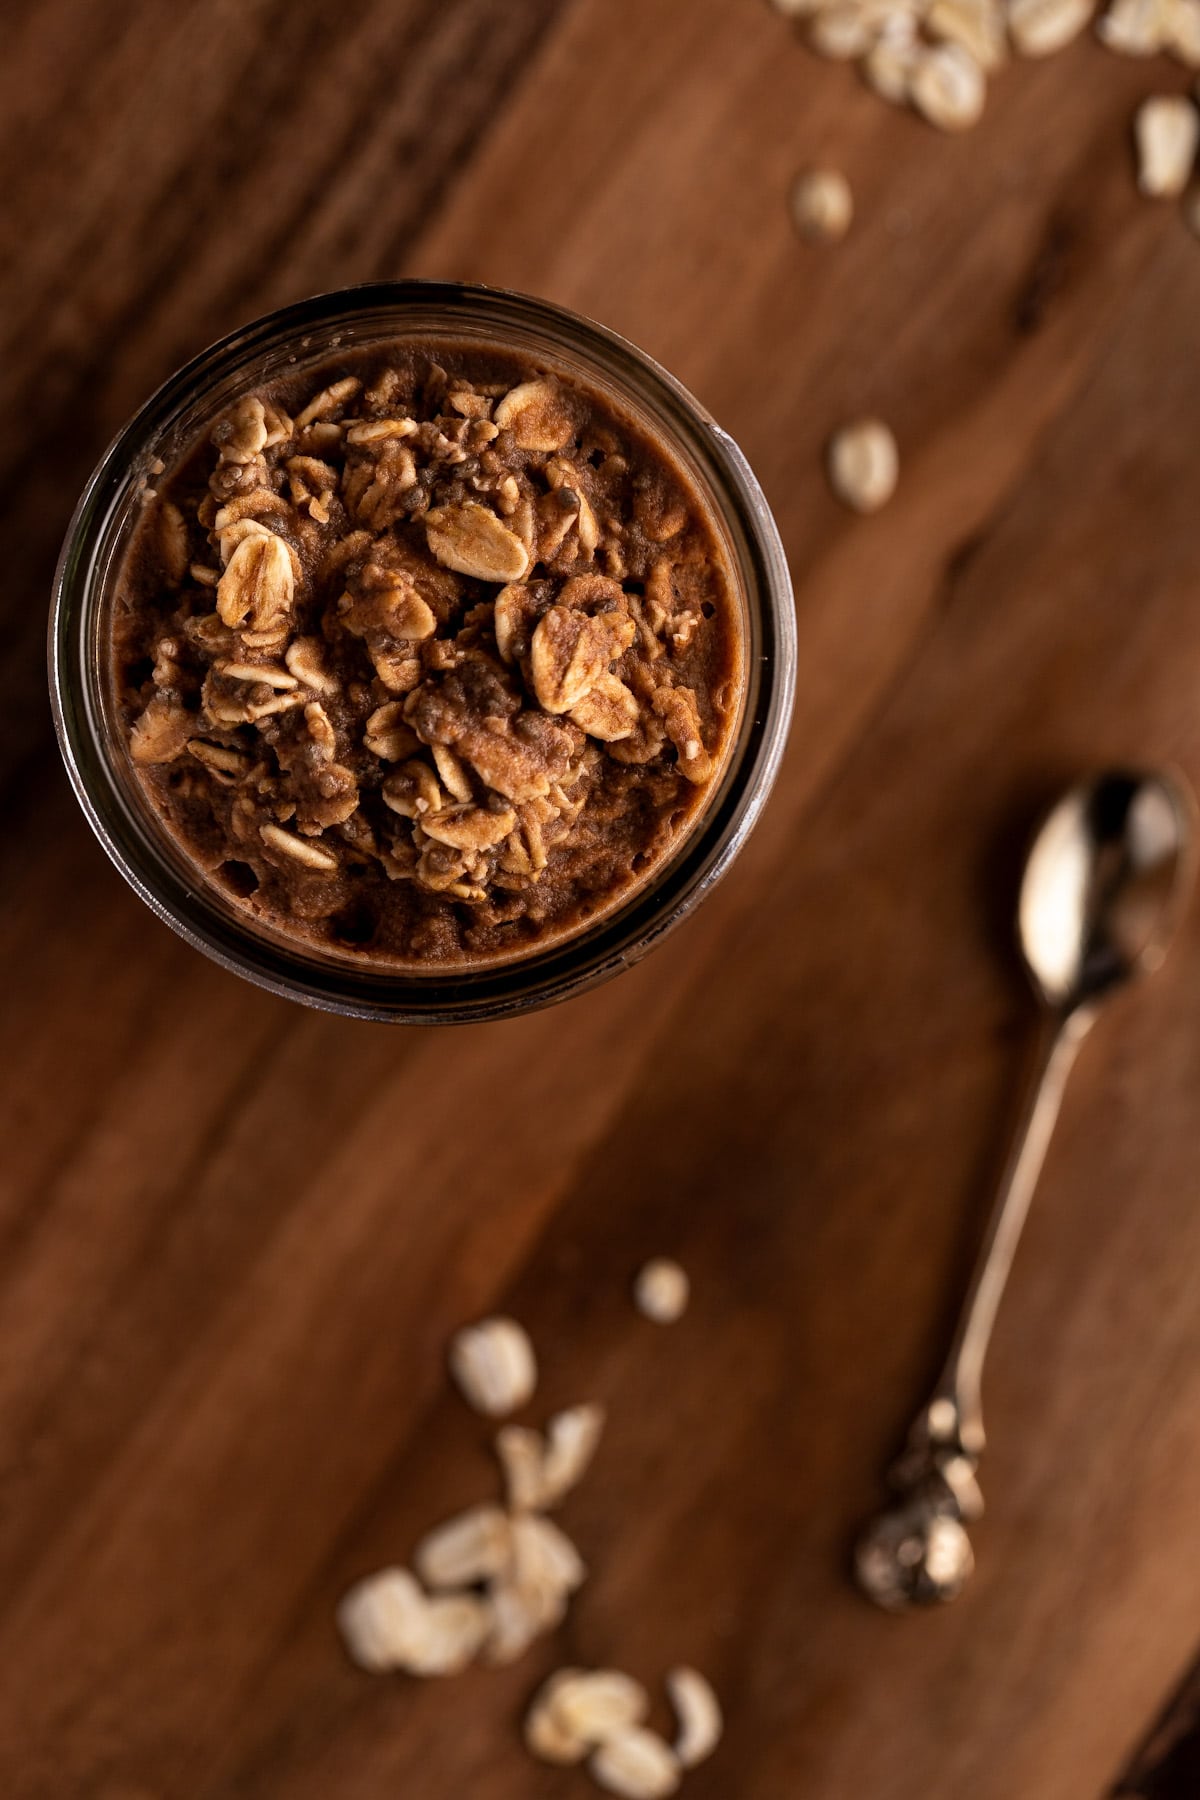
[
  {"x1": 634, "y1": 1258, "x2": 691, "y2": 1323},
  {"x1": 827, "y1": 418, "x2": 899, "y2": 514},
  {"x1": 909, "y1": 42, "x2": 987, "y2": 130},
  {"x1": 548, "y1": 1669, "x2": 650, "y2": 1748},
  {"x1": 1134, "y1": 94, "x2": 1200, "y2": 196},
  {"x1": 791, "y1": 167, "x2": 855, "y2": 242},
  {"x1": 666, "y1": 1666, "x2": 723, "y2": 1768},
  {"x1": 1097, "y1": 0, "x2": 1168, "y2": 56},
  {"x1": 590, "y1": 1727, "x2": 681, "y2": 1799},
  {"x1": 925, "y1": 0, "x2": 1007, "y2": 70},
  {"x1": 1007, "y1": 0, "x2": 1094, "y2": 56},
  {"x1": 448, "y1": 1315, "x2": 537, "y2": 1417}
]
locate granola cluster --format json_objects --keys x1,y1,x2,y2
[{"x1": 114, "y1": 347, "x2": 741, "y2": 964}]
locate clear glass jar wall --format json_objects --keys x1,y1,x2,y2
[{"x1": 50, "y1": 283, "x2": 795, "y2": 1023}]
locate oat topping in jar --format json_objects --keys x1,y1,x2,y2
[{"x1": 111, "y1": 342, "x2": 745, "y2": 966}]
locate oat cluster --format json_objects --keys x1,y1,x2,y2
[
  {"x1": 774, "y1": 0, "x2": 1200, "y2": 133},
  {"x1": 525, "y1": 1665, "x2": 722, "y2": 1797},
  {"x1": 779, "y1": 4, "x2": 1200, "y2": 517},
  {"x1": 774, "y1": 0, "x2": 1200, "y2": 227},
  {"x1": 339, "y1": 1319, "x2": 605, "y2": 1674},
  {"x1": 338, "y1": 1287, "x2": 722, "y2": 1796}
]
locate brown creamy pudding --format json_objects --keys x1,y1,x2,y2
[{"x1": 112, "y1": 343, "x2": 744, "y2": 967}]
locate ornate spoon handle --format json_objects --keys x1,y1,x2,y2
[{"x1": 855, "y1": 1008, "x2": 1092, "y2": 1611}]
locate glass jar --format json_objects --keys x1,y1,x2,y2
[{"x1": 49, "y1": 282, "x2": 795, "y2": 1023}]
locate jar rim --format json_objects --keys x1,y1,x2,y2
[{"x1": 49, "y1": 280, "x2": 795, "y2": 1023}]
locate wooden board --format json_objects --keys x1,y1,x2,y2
[{"x1": 2, "y1": 1, "x2": 1199, "y2": 1794}]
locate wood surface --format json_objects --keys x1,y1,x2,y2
[
  {"x1": 2, "y1": 1, "x2": 1200, "y2": 1795},
  {"x1": 1117, "y1": 1660, "x2": 1200, "y2": 1796}
]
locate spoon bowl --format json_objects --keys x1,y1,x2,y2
[{"x1": 1018, "y1": 770, "x2": 1196, "y2": 1015}]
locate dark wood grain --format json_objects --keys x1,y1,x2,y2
[
  {"x1": 1116, "y1": 1659, "x2": 1200, "y2": 1796},
  {"x1": 3, "y1": 1, "x2": 1200, "y2": 1795}
]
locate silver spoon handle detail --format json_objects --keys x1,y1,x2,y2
[
  {"x1": 940, "y1": 1007, "x2": 1091, "y2": 1448},
  {"x1": 855, "y1": 1007, "x2": 1091, "y2": 1611}
]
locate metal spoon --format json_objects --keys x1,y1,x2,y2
[{"x1": 855, "y1": 769, "x2": 1196, "y2": 1612}]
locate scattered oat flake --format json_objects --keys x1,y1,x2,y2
[
  {"x1": 526, "y1": 1665, "x2": 716, "y2": 1789},
  {"x1": 791, "y1": 167, "x2": 854, "y2": 242},
  {"x1": 413, "y1": 1504, "x2": 513, "y2": 1590},
  {"x1": 666, "y1": 1667, "x2": 723, "y2": 1769},
  {"x1": 448, "y1": 1315, "x2": 537, "y2": 1417},
  {"x1": 496, "y1": 1403, "x2": 607, "y2": 1513},
  {"x1": 540, "y1": 1403, "x2": 607, "y2": 1506},
  {"x1": 634, "y1": 1259, "x2": 691, "y2": 1324},
  {"x1": 590, "y1": 1728, "x2": 681, "y2": 1800},
  {"x1": 1135, "y1": 94, "x2": 1200, "y2": 195},
  {"x1": 1096, "y1": 0, "x2": 1165, "y2": 54},
  {"x1": 483, "y1": 1569, "x2": 567, "y2": 1666},
  {"x1": 926, "y1": 0, "x2": 1008, "y2": 71},
  {"x1": 909, "y1": 42, "x2": 987, "y2": 129},
  {"x1": 479, "y1": 1513, "x2": 588, "y2": 1667},
  {"x1": 525, "y1": 1672, "x2": 592, "y2": 1763},
  {"x1": 554, "y1": 1669, "x2": 650, "y2": 1746},
  {"x1": 510, "y1": 1510, "x2": 587, "y2": 1597},
  {"x1": 809, "y1": 2, "x2": 878, "y2": 55},
  {"x1": 337, "y1": 1567, "x2": 427, "y2": 1672},
  {"x1": 400, "y1": 1591, "x2": 492, "y2": 1678},
  {"x1": 525, "y1": 1667, "x2": 652, "y2": 1769},
  {"x1": 1164, "y1": 0, "x2": 1200, "y2": 62},
  {"x1": 495, "y1": 1423, "x2": 547, "y2": 1513},
  {"x1": 864, "y1": 20, "x2": 920, "y2": 100},
  {"x1": 827, "y1": 418, "x2": 900, "y2": 513},
  {"x1": 1008, "y1": 0, "x2": 1095, "y2": 56}
]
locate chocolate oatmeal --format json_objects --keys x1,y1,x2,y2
[{"x1": 112, "y1": 342, "x2": 744, "y2": 966}]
